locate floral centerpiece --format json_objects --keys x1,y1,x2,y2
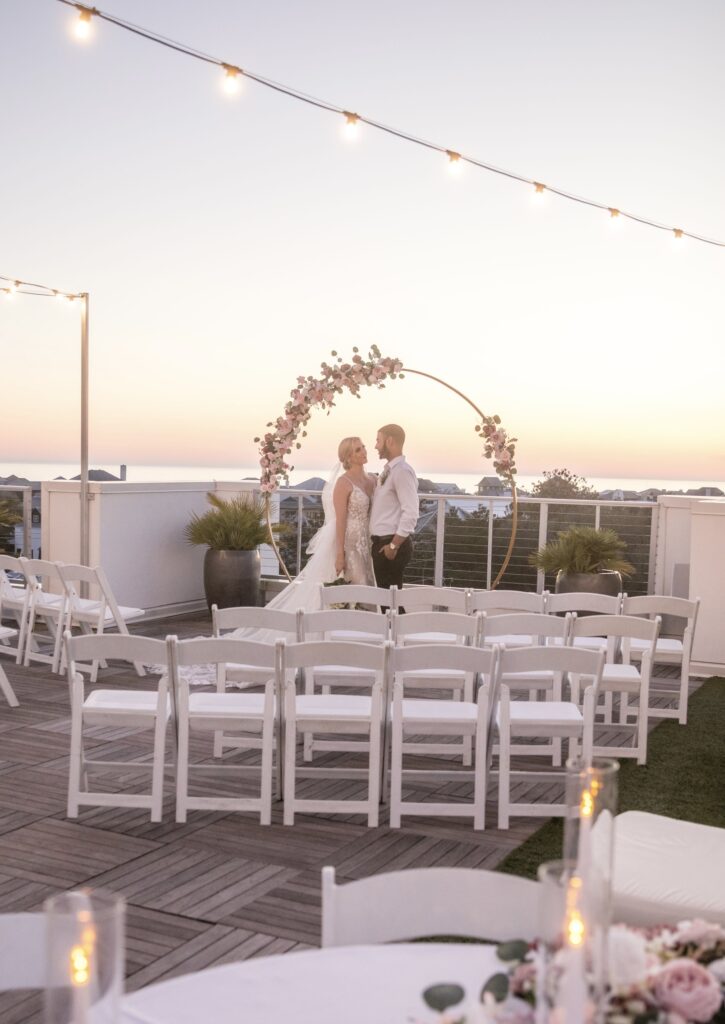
[{"x1": 421, "y1": 921, "x2": 725, "y2": 1024}]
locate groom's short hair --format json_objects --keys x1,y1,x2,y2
[{"x1": 379, "y1": 423, "x2": 405, "y2": 447}]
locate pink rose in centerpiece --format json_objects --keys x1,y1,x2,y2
[
  {"x1": 673, "y1": 920, "x2": 725, "y2": 948},
  {"x1": 653, "y1": 958, "x2": 723, "y2": 1022}
]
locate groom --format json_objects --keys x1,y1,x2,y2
[{"x1": 369, "y1": 423, "x2": 419, "y2": 596}]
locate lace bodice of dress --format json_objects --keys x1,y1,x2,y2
[{"x1": 344, "y1": 484, "x2": 376, "y2": 586}]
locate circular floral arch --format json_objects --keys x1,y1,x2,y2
[{"x1": 256, "y1": 346, "x2": 518, "y2": 587}]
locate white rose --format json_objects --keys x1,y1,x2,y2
[
  {"x1": 707, "y1": 957, "x2": 725, "y2": 983},
  {"x1": 608, "y1": 925, "x2": 650, "y2": 991}
]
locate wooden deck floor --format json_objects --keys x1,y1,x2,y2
[{"x1": 0, "y1": 611, "x2": 690, "y2": 1023}]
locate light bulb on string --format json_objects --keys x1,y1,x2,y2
[
  {"x1": 532, "y1": 182, "x2": 547, "y2": 204},
  {"x1": 341, "y1": 111, "x2": 360, "y2": 141},
  {"x1": 608, "y1": 208, "x2": 622, "y2": 228},
  {"x1": 221, "y1": 64, "x2": 243, "y2": 95},
  {"x1": 73, "y1": 6, "x2": 96, "y2": 42},
  {"x1": 672, "y1": 228, "x2": 685, "y2": 249},
  {"x1": 446, "y1": 150, "x2": 463, "y2": 175},
  {"x1": 1, "y1": 288, "x2": 13, "y2": 300}
]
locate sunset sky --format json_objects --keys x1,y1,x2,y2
[{"x1": 2, "y1": 0, "x2": 724, "y2": 482}]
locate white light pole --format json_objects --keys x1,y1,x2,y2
[{"x1": 79, "y1": 292, "x2": 90, "y2": 567}]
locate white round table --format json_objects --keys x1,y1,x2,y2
[{"x1": 121, "y1": 943, "x2": 503, "y2": 1024}]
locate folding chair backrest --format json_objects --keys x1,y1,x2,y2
[
  {"x1": 498, "y1": 644, "x2": 605, "y2": 680},
  {"x1": 318, "y1": 583, "x2": 395, "y2": 609},
  {"x1": 280, "y1": 640, "x2": 389, "y2": 674},
  {"x1": 395, "y1": 586, "x2": 468, "y2": 613},
  {"x1": 621, "y1": 595, "x2": 699, "y2": 631},
  {"x1": 18, "y1": 556, "x2": 64, "y2": 595},
  {"x1": 0, "y1": 554, "x2": 24, "y2": 598},
  {"x1": 300, "y1": 608, "x2": 389, "y2": 640},
  {"x1": 321, "y1": 865, "x2": 539, "y2": 946},
  {"x1": 0, "y1": 912, "x2": 47, "y2": 989},
  {"x1": 392, "y1": 610, "x2": 480, "y2": 643},
  {"x1": 212, "y1": 604, "x2": 300, "y2": 638},
  {"x1": 392, "y1": 642, "x2": 497, "y2": 677},
  {"x1": 570, "y1": 613, "x2": 661, "y2": 644},
  {"x1": 483, "y1": 611, "x2": 571, "y2": 641},
  {"x1": 545, "y1": 591, "x2": 622, "y2": 615},
  {"x1": 173, "y1": 636, "x2": 277, "y2": 669},
  {"x1": 468, "y1": 589, "x2": 545, "y2": 615},
  {"x1": 65, "y1": 631, "x2": 167, "y2": 671}
]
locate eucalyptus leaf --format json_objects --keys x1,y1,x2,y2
[
  {"x1": 422, "y1": 983, "x2": 465, "y2": 1012},
  {"x1": 480, "y1": 973, "x2": 509, "y2": 1004},
  {"x1": 496, "y1": 939, "x2": 530, "y2": 963}
]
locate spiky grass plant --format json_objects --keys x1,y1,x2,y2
[
  {"x1": 185, "y1": 492, "x2": 271, "y2": 551},
  {"x1": 530, "y1": 526, "x2": 634, "y2": 577}
]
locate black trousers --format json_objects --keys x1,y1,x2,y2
[{"x1": 371, "y1": 535, "x2": 413, "y2": 596}]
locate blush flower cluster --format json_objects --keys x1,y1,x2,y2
[{"x1": 257, "y1": 346, "x2": 517, "y2": 493}]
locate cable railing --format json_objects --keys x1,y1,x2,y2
[{"x1": 269, "y1": 490, "x2": 658, "y2": 595}]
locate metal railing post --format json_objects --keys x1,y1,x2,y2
[
  {"x1": 486, "y1": 500, "x2": 494, "y2": 590},
  {"x1": 646, "y1": 503, "x2": 659, "y2": 595},
  {"x1": 433, "y1": 496, "x2": 445, "y2": 587},
  {"x1": 296, "y1": 494, "x2": 303, "y2": 575},
  {"x1": 536, "y1": 500, "x2": 549, "y2": 594}
]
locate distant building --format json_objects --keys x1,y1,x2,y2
[
  {"x1": 476, "y1": 476, "x2": 511, "y2": 497},
  {"x1": 685, "y1": 486, "x2": 724, "y2": 497}
]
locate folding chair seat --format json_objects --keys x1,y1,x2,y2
[
  {"x1": 468, "y1": 589, "x2": 546, "y2": 634},
  {"x1": 0, "y1": 627, "x2": 19, "y2": 707},
  {"x1": 394, "y1": 585, "x2": 469, "y2": 614},
  {"x1": 279, "y1": 640, "x2": 389, "y2": 826},
  {"x1": 172, "y1": 637, "x2": 277, "y2": 824},
  {"x1": 18, "y1": 557, "x2": 67, "y2": 672},
  {"x1": 65, "y1": 632, "x2": 172, "y2": 822},
  {"x1": 0, "y1": 554, "x2": 30, "y2": 663},
  {"x1": 57, "y1": 563, "x2": 146, "y2": 681},
  {"x1": 321, "y1": 865, "x2": 539, "y2": 946},
  {"x1": 389, "y1": 644, "x2": 499, "y2": 829},
  {"x1": 620, "y1": 595, "x2": 699, "y2": 724},
  {"x1": 318, "y1": 582, "x2": 396, "y2": 612},
  {"x1": 495, "y1": 645, "x2": 605, "y2": 828},
  {"x1": 568, "y1": 614, "x2": 660, "y2": 764}
]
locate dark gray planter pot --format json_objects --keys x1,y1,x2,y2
[
  {"x1": 203, "y1": 549, "x2": 261, "y2": 611},
  {"x1": 555, "y1": 570, "x2": 623, "y2": 597}
]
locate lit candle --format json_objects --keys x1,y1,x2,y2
[
  {"x1": 70, "y1": 943, "x2": 90, "y2": 1024},
  {"x1": 561, "y1": 876, "x2": 587, "y2": 1024}
]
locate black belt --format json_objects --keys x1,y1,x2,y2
[{"x1": 371, "y1": 534, "x2": 409, "y2": 544}]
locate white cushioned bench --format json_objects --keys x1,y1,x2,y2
[{"x1": 606, "y1": 811, "x2": 725, "y2": 926}]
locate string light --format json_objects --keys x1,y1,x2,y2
[
  {"x1": 0, "y1": 274, "x2": 83, "y2": 303},
  {"x1": 73, "y1": 4, "x2": 97, "y2": 41},
  {"x1": 446, "y1": 150, "x2": 463, "y2": 175},
  {"x1": 221, "y1": 63, "x2": 242, "y2": 95},
  {"x1": 1, "y1": 288, "x2": 13, "y2": 300},
  {"x1": 532, "y1": 182, "x2": 547, "y2": 203},
  {"x1": 342, "y1": 111, "x2": 360, "y2": 141},
  {"x1": 52, "y1": 0, "x2": 725, "y2": 251}
]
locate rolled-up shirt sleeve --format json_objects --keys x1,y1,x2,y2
[{"x1": 394, "y1": 466, "x2": 419, "y2": 537}]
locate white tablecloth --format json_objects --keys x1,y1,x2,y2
[{"x1": 121, "y1": 943, "x2": 503, "y2": 1024}]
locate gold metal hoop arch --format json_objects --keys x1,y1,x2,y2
[{"x1": 264, "y1": 366, "x2": 518, "y2": 589}]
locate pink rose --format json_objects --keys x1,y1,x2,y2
[
  {"x1": 674, "y1": 920, "x2": 725, "y2": 948},
  {"x1": 653, "y1": 958, "x2": 723, "y2": 1022}
]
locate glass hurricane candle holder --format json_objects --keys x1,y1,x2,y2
[{"x1": 44, "y1": 888, "x2": 125, "y2": 1024}]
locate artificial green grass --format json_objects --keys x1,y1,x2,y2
[{"x1": 498, "y1": 676, "x2": 725, "y2": 880}]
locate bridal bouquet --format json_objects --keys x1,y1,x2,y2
[{"x1": 421, "y1": 920, "x2": 725, "y2": 1024}]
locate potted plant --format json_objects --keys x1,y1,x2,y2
[
  {"x1": 530, "y1": 525, "x2": 634, "y2": 596},
  {"x1": 186, "y1": 492, "x2": 272, "y2": 610},
  {"x1": 0, "y1": 499, "x2": 21, "y2": 553}
]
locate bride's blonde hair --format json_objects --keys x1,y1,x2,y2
[{"x1": 338, "y1": 436, "x2": 361, "y2": 470}]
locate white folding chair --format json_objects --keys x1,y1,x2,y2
[
  {"x1": 0, "y1": 912, "x2": 47, "y2": 989},
  {"x1": 65, "y1": 632, "x2": 172, "y2": 822},
  {"x1": 321, "y1": 865, "x2": 539, "y2": 946},
  {"x1": 298, "y1": 608, "x2": 389, "y2": 761},
  {"x1": 468, "y1": 588, "x2": 546, "y2": 617},
  {"x1": 484, "y1": 612, "x2": 574, "y2": 765},
  {"x1": 279, "y1": 640, "x2": 390, "y2": 826},
  {"x1": 495, "y1": 645, "x2": 605, "y2": 829},
  {"x1": 172, "y1": 637, "x2": 277, "y2": 825},
  {"x1": 57, "y1": 563, "x2": 146, "y2": 681},
  {"x1": 389, "y1": 644, "x2": 499, "y2": 830},
  {"x1": 391, "y1": 611, "x2": 485, "y2": 765},
  {"x1": 568, "y1": 614, "x2": 660, "y2": 764},
  {"x1": 394, "y1": 585, "x2": 469, "y2": 613},
  {"x1": 211, "y1": 604, "x2": 300, "y2": 757},
  {"x1": 0, "y1": 627, "x2": 19, "y2": 707},
  {"x1": 318, "y1": 582, "x2": 396, "y2": 611},
  {"x1": 0, "y1": 554, "x2": 30, "y2": 663},
  {"x1": 621, "y1": 595, "x2": 699, "y2": 724},
  {"x1": 18, "y1": 557, "x2": 67, "y2": 672},
  {"x1": 545, "y1": 591, "x2": 623, "y2": 649}
]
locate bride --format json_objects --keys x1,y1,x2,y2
[{"x1": 260, "y1": 435, "x2": 376, "y2": 617}]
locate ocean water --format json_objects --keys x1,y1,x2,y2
[{"x1": 1, "y1": 461, "x2": 723, "y2": 495}]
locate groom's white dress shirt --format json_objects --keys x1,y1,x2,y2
[{"x1": 369, "y1": 455, "x2": 419, "y2": 538}]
